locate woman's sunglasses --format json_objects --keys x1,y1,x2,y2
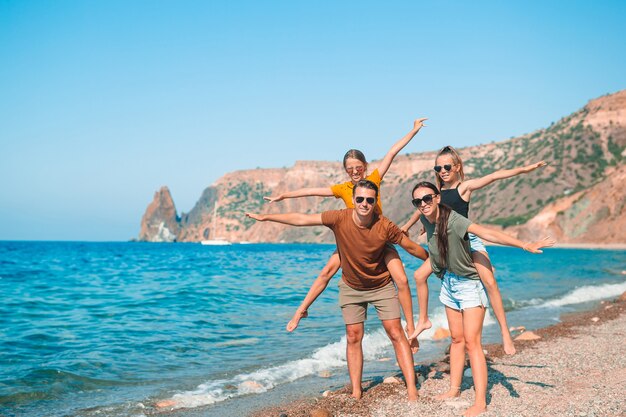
[
  {"x1": 412, "y1": 194, "x2": 437, "y2": 208},
  {"x1": 355, "y1": 196, "x2": 376, "y2": 205},
  {"x1": 433, "y1": 164, "x2": 453, "y2": 173}
]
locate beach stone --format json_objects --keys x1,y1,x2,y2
[
  {"x1": 309, "y1": 408, "x2": 332, "y2": 417},
  {"x1": 239, "y1": 380, "x2": 264, "y2": 392},
  {"x1": 156, "y1": 399, "x2": 176, "y2": 408},
  {"x1": 515, "y1": 330, "x2": 541, "y2": 341},
  {"x1": 377, "y1": 357, "x2": 392, "y2": 361},
  {"x1": 509, "y1": 325, "x2": 526, "y2": 332},
  {"x1": 605, "y1": 305, "x2": 614, "y2": 310},
  {"x1": 591, "y1": 317, "x2": 600, "y2": 322},
  {"x1": 464, "y1": 368, "x2": 472, "y2": 377},
  {"x1": 619, "y1": 291, "x2": 626, "y2": 301},
  {"x1": 318, "y1": 370, "x2": 332, "y2": 378},
  {"x1": 433, "y1": 327, "x2": 451, "y2": 340},
  {"x1": 383, "y1": 376, "x2": 402, "y2": 384},
  {"x1": 322, "y1": 390, "x2": 331, "y2": 397}
]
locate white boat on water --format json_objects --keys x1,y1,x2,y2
[
  {"x1": 200, "y1": 238, "x2": 231, "y2": 246},
  {"x1": 200, "y1": 203, "x2": 231, "y2": 246}
]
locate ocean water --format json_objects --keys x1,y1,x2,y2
[{"x1": 1, "y1": 241, "x2": 625, "y2": 417}]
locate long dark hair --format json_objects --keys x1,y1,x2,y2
[{"x1": 411, "y1": 181, "x2": 452, "y2": 269}]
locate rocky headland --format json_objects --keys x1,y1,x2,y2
[{"x1": 139, "y1": 90, "x2": 626, "y2": 244}]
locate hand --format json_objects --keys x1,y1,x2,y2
[
  {"x1": 524, "y1": 161, "x2": 547, "y2": 173},
  {"x1": 405, "y1": 325, "x2": 420, "y2": 354},
  {"x1": 522, "y1": 236, "x2": 556, "y2": 253},
  {"x1": 413, "y1": 118, "x2": 428, "y2": 131},
  {"x1": 263, "y1": 195, "x2": 284, "y2": 203},
  {"x1": 245, "y1": 213, "x2": 265, "y2": 221}
]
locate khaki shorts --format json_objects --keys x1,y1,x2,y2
[{"x1": 338, "y1": 279, "x2": 401, "y2": 324}]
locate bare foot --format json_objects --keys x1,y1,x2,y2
[
  {"x1": 503, "y1": 332, "x2": 516, "y2": 355},
  {"x1": 409, "y1": 319, "x2": 432, "y2": 339},
  {"x1": 463, "y1": 404, "x2": 487, "y2": 416},
  {"x1": 409, "y1": 337, "x2": 420, "y2": 354},
  {"x1": 350, "y1": 390, "x2": 362, "y2": 400},
  {"x1": 434, "y1": 388, "x2": 461, "y2": 400},
  {"x1": 407, "y1": 388, "x2": 419, "y2": 402},
  {"x1": 286, "y1": 309, "x2": 308, "y2": 332}
]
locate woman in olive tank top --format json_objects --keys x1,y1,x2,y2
[{"x1": 403, "y1": 145, "x2": 546, "y2": 355}]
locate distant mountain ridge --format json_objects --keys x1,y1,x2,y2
[{"x1": 139, "y1": 90, "x2": 626, "y2": 244}]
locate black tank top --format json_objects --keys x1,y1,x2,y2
[{"x1": 440, "y1": 184, "x2": 469, "y2": 218}]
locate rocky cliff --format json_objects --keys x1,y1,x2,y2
[{"x1": 139, "y1": 90, "x2": 626, "y2": 244}]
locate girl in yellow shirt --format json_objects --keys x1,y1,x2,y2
[{"x1": 264, "y1": 118, "x2": 426, "y2": 334}]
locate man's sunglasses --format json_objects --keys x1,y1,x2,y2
[
  {"x1": 412, "y1": 194, "x2": 437, "y2": 208},
  {"x1": 434, "y1": 164, "x2": 453, "y2": 173},
  {"x1": 355, "y1": 196, "x2": 376, "y2": 205}
]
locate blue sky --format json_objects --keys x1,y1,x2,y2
[{"x1": 1, "y1": 1, "x2": 625, "y2": 240}]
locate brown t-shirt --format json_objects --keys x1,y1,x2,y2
[{"x1": 321, "y1": 209, "x2": 405, "y2": 290}]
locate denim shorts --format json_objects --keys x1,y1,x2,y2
[
  {"x1": 439, "y1": 271, "x2": 489, "y2": 311},
  {"x1": 468, "y1": 232, "x2": 487, "y2": 253}
]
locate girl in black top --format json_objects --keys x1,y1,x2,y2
[{"x1": 404, "y1": 145, "x2": 546, "y2": 355}]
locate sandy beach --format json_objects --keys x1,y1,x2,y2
[{"x1": 251, "y1": 294, "x2": 626, "y2": 417}]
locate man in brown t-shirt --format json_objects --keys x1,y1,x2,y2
[{"x1": 247, "y1": 180, "x2": 429, "y2": 401}]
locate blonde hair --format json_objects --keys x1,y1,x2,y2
[{"x1": 435, "y1": 145, "x2": 465, "y2": 189}]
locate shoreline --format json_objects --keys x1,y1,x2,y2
[{"x1": 250, "y1": 293, "x2": 626, "y2": 417}]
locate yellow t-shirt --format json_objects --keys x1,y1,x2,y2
[{"x1": 330, "y1": 169, "x2": 383, "y2": 214}]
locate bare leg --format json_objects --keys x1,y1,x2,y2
[
  {"x1": 408, "y1": 261, "x2": 433, "y2": 339},
  {"x1": 345, "y1": 322, "x2": 364, "y2": 399},
  {"x1": 384, "y1": 250, "x2": 418, "y2": 353},
  {"x1": 381, "y1": 319, "x2": 419, "y2": 400},
  {"x1": 462, "y1": 307, "x2": 488, "y2": 417},
  {"x1": 286, "y1": 252, "x2": 340, "y2": 332},
  {"x1": 472, "y1": 251, "x2": 515, "y2": 355},
  {"x1": 435, "y1": 306, "x2": 463, "y2": 400}
]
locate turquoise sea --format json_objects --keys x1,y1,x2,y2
[{"x1": 1, "y1": 242, "x2": 625, "y2": 417}]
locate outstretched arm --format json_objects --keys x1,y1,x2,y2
[
  {"x1": 460, "y1": 161, "x2": 547, "y2": 196},
  {"x1": 246, "y1": 212, "x2": 323, "y2": 226},
  {"x1": 377, "y1": 118, "x2": 427, "y2": 179},
  {"x1": 398, "y1": 235, "x2": 429, "y2": 260},
  {"x1": 467, "y1": 223, "x2": 555, "y2": 253},
  {"x1": 264, "y1": 187, "x2": 334, "y2": 203}
]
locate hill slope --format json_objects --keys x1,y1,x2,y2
[{"x1": 139, "y1": 90, "x2": 626, "y2": 244}]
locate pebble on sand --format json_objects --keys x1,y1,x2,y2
[
  {"x1": 156, "y1": 399, "x2": 177, "y2": 408},
  {"x1": 383, "y1": 376, "x2": 402, "y2": 384},
  {"x1": 514, "y1": 330, "x2": 542, "y2": 341},
  {"x1": 310, "y1": 408, "x2": 332, "y2": 417},
  {"x1": 432, "y1": 327, "x2": 451, "y2": 340},
  {"x1": 591, "y1": 317, "x2": 600, "y2": 322}
]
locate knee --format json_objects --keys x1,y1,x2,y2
[
  {"x1": 450, "y1": 335, "x2": 465, "y2": 349},
  {"x1": 386, "y1": 326, "x2": 406, "y2": 343},
  {"x1": 346, "y1": 329, "x2": 364, "y2": 345},
  {"x1": 413, "y1": 268, "x2": 429, "y2": 284},
  {"x1": 464, "y1": 336, "x2": 482, "y2": 352}
]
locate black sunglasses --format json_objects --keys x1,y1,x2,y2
[
  {"x1": 434, "y1": 164, "x2": 453, "y2": 173},
  {"x1": 412, "y1": 194, "x2": 437, "y2": 208},
  {"x1": 355, "y1": 196, "x2": 376, "y2": 205}
]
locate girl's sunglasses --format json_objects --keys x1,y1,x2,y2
[
  {"x1": 355, "y1": 196, "x2": 376, "y2": 205},
  {"x1": 412, "y1": 194, "x2": 437, "y2": 208},
  {"x1": 346, "y1": 166, "x2": 365, "y2": 173},
  {"x1": 434, "y1": 164, "x2": 453, "y2": 173}
]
